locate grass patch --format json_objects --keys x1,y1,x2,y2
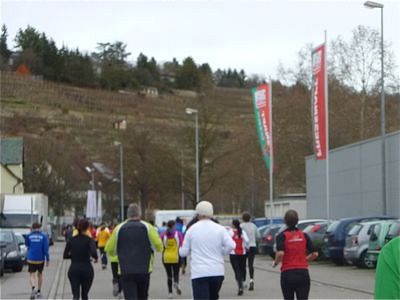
[{"x1": 1, "y1": 96, "x2": 26, "y2": 106}]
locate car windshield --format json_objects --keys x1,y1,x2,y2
[
  {"x1": 0, "y1": 214, "x2": 38, "y2": 228},
  {"x1": 298, "y1": 222, "x2": 314, "y2": 231},
  {"x1": 387, "y1": 223, "x2": 400, "y2": 236},
  {"x1": 348, "y1": 224, "x2": 362, "y2": 236},
  {"x1": 15, "y1": 234, "x2": 25, "y2": 244},
  {"x1": 303, "y1": 225, "x2": 314, "y2": 233},
  {"x1": 0, "y1": 231, "x2": 14, "y2": 243},
  {"x1": 373, "y1": 224, "x2": 381, "y2": 236},
  {"x1": 327, "y1": 221, "x2": 340, "y2": 233}
]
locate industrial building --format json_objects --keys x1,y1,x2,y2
[{"x1": 306, "y1": 131, "x2": 399, "y2": 219}]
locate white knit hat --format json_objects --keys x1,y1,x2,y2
[{"x1": 196, "y1": 201, "x2": 214, "y2": 217}]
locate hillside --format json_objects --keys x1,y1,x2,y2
[{"x1": 1, "y1": 72, "x2": 399, "y2": 217}]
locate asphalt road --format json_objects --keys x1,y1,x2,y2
[{"x1": 1, "y1": 242, "x2": 375, "y2": 299}]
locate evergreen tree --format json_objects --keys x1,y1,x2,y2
[
  {"x1": 175, "y1": 57, "x2": 199, "y2": 90},
  {"x1": 0, "y1": 24, "x2": 11, "y2": 69}
]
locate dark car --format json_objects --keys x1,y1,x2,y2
[
  {"x1": 0, "y1": 230, "x2": 24, "y2": 272},
  {"x1": 0, "y1": 243, "x2": 6, "y2": 276},
  {"x1": 252, "y1": 218, "x2": 284, "y2": 228},
  {"x1": 258, "y1": 224, "x2": 283, "y2": 257},
  {"x1": 323, "y1": 216, "x2": 393, "y2": 265},
  {"x1": 384, "y1": 221, "x2": 400, "y2": 245},
  {"x1": 303, "y1": 221, "x2": 331, "y2": 256}
]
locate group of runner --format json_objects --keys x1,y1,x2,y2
[
  {"x1": 24, "y1": 203, "x2": 317, "y2": 300},
  {"x1": 23, "y1": 200, "x2": 400, "y2": 300}
]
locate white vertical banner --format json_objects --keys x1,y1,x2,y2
[
  {"x1": 86, "y1": 190, "x2": 97, "y2": 218},
  {"x1": 97, "y1": 191, "x2": 102, "y2": 223}
]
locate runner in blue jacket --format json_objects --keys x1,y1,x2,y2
[{"x1": 25, "y1": 223, "x2": 50, "y2": 299}]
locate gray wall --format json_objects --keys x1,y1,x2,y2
[{"x1": 306, "y1": 131, "x2": 400, "y2": 219}]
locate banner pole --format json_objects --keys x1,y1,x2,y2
[
  {"x1": 269, "y1": 79, "x2": 274, "y2": 221},
  {"x1": 325, "y1": 30, "x2": 330, "y2": 220}
]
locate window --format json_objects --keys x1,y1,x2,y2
[
  {"x1": 0, "y1": 232, "x2": 14, "y2": 243},
  {"x1": 348, "y1": 224, "x2": 362, "y2": 236},
  {"x1": 327, "y1": 221, "x2": 339, "y2": 233},
  {"x1": 0, "y1": 214, "x2": 38, "y2": 228}
]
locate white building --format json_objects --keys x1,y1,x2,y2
[{"x1": 265, "y1": 193, "x2": 307, "y2": 219}]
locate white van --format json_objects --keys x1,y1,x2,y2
[{"x1": 154, "y1": 210, "x2": 196, "y2": 228}]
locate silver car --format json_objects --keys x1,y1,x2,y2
[
  {"x1": 343, "y1": 220, "x2": 379, "y2": 268},
  {"x1": 15, "y1": 233, "x2": 27, "y2": 263}
]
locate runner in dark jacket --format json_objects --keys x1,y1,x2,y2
[
  {"x1": 63, "y1": 219, "x2": 98, "y2": 300},
  {"x1": 107, "y1": 203, "x2": 163, "y2": 300}
]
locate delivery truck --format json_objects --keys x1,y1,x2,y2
[{"x1": 0, "y1": 193, "x2": 48, "y2": 236}]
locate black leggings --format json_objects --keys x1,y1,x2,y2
[
  {"x1": 244, "y1": 247, "x2": 257, "y2": 281},
  {"x1": 230, "y1": 255, "x2": 246, "y2": 289},
  {"x1": 111, "y1": 262, "x2": 122, "y2": 293},
  {"x1": 121, "y1": 273, "x2": 150, "y2": 300},
  {"x1": 68, "y1": 263, "x2": 94, "y2": 300},
  {"x1": 163, "y1": 263, "x2": 180, "y2": 293},
  {"x1": 280, "y1": 269, "x2": 310, "y2": 300}
]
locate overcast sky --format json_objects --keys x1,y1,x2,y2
[{"x1": 2, "y1": 0, "x2": 400, "y2": 77}]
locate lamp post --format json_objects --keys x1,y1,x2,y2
[
  {"x1": 364, "y1": 1, "x2": 386, "y2": 215},
  {"x1": 185, "y1": 108, "x2": 200, "y2": 203},
  {"x1": 114, "y1": 142, "x2": 124, "y2": 221},
  {"x1": 85, "y1": 166, "x2": 95, "y2": 190}
]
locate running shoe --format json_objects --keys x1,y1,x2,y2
[
  {"x1": 36, "y1": 291, "x2": 41, "y2": 298},
  {"x1": 30, "y1": 290, "x2": 36, "y2": 300},
  {"x1": 174, "y1": 283, "x2": 182, "y2": 295},
  {"x1": 249, "y1": 279, "x2": 254, "y2": 291},
  {"x1": 112, "y1": 283, "x2": 119, "y2": 297},
  {"x1": 168, "y1": 292, "x2": 173, "y2": 299},
  {"x1": 238, "y1": 288, "x2": 244, "y2": 296}
]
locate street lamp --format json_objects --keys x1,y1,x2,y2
[
  {"x1": 85, "y1": 166, "x2": 95, "y2": 190},
  {"x1": 114, "y1": 141, "x2": 125, "y2": 221},
  {"x1": 364, "y1": 0, "x2": 386, "y2": 215},
  {"x1": 185, "y1": 107, "x2": 200, "y2": 203}
]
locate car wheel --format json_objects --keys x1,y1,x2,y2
[{"x1": 360, "y1": 251, "x2": 374, "y2": 269}]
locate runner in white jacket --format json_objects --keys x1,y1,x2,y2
[{"x1": 179, "y1": 201, "x2": 235, "y2": 300}]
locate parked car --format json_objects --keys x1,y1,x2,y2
[
  {"x1": 343, "y1": 220, "x2": 381, "y2": 268},
  {"x1": 0, "y1": 244, "x2": 5, "y2": 277},
  {"x1": 303, "y1": 221, "x2": 331, "y2": 256},
  {"x1": 15, "y1": 233, "x2": 27, "y2": 262},
  {"x1": 384, "y1": 221, "x2": 400, "y2": 245},
  {"x1": 323, "y1": 216, "x2": 393, "y2": 265},
  {"x1": 0, "y1": 230, "x2": 24, "y2": 272},
  {"x1": 367, "y1": 220, "x2": 397, "y2": 267},
  {"x1": 252, "y1": 217, "x2": 284, "y2": 228},
  {"x1": 258, "y1": 224, "x2": 284, "y2": 257}
]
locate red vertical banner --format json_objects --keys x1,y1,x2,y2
[{"x1": 311, "y1": 44, "x2": 327, "y2": 160}]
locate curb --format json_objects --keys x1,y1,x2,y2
[{"x1": 48, "y1": 258, "x2": 64, "y2": 299}]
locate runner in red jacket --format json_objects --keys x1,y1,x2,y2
[{"x1": 273, "y1": 210, "x2": 318, "y2": 300}]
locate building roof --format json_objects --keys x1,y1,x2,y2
[{"x1": 0, "y1": 137, "x2": 23, "y2": 165}]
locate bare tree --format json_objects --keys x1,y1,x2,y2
[{"x1": 331, "y1": 25, "x2": 397, "y2": 139}]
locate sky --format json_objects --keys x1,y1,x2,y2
[{"x1": 2, "y1": 0, "x2": 400, "y2": 78}]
